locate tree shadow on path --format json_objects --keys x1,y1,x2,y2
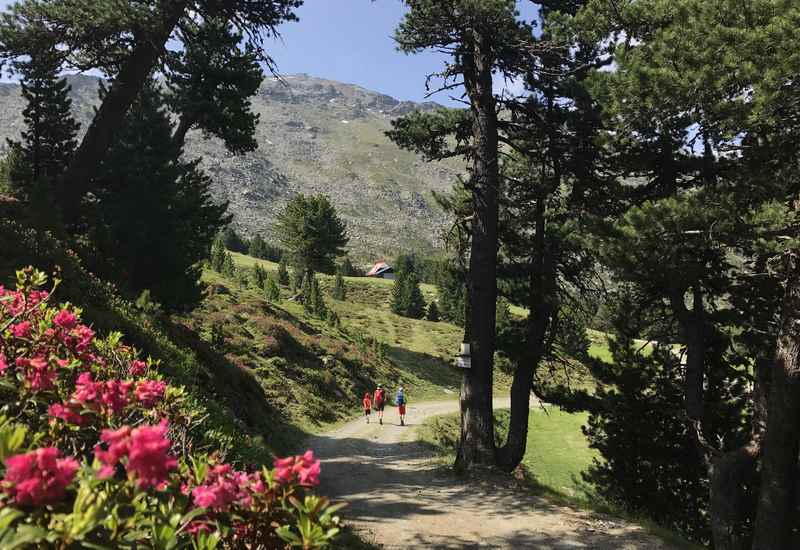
[{"x1": 306, "y1": 418, "x2": 677, "y2": 550}]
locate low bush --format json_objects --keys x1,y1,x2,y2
[{"x1": 0, "y1": 267, "x2": 341, "y2": 549}]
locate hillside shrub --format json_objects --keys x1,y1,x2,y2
[{"x1": 0, "y1": 267, "x2": 341, "y2": 548}]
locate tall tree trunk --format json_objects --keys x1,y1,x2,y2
[
  {"x1": 752, "y1": 251, "x2": 800, "y2": 550},
  {"x1": 455, "y1": 31, "x2": 500, "y2": 471},
  {"x1": 172, "y1": 113, "x2": 196, "y2": 149},
  {"x1": 58, "y1": 0, "x2": 187, "y2": 223},
  {"x1": 496, "y1": 197, "x2": 553, "y2": 471}
]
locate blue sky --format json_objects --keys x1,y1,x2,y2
[
  {"x1": 270, "y1": 1, "x2": 537, "y2": 104},
  {"x1": 0, "y1": 0, "x2": 537, "y2": 104}
]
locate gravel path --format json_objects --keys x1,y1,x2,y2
[{"x1": 307, "y1": 399, "x2": 677, "y2": 549}]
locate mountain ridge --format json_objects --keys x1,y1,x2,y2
[{"x1": 0, "y1": 73, "x2": 465, "y2": 261}]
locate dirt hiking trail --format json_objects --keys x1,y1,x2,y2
[{"x1": 307, "y1": 399, "x2": 678, "y2": 549}]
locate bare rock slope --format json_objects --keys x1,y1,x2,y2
[{"x1": 0, "y1": 74, "x2": 464, "y2": 259}]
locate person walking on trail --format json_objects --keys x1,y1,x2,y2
[
  {"x1": 396, "y1": 386, "x2": 407, "y2": 426},
  {"x1": 373, "y1": 384, "x2": 387, "y2": 425},
  {"x1": 362, "y1": 392, "x2": 372, "y2": 424}
]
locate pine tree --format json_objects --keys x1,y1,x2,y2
[
  {"x1": 222, "y1": 252, "x2": 236, "y2": 278},
  {"x1": 332, "y1": 271, "x2": 347, "y2": 300},
  {"x1": 278, "y1": 256, "x2": 290, "y2": 286},
  {"x1": 326, "y1": 308, "x2": 341, "y2": 328},
  {"x1": 311, "y1": 276, "x2": 327, "y2": 318},
  {"x1": 391, "y1": 257, "x2": 426, "y2": 319},
  {"x1": 210, "y1": 236, "x2": 227, "y2": 272},
  {"x1": 495, "y1": 298, "x2": 511, "y2": 334},
  {"x1": 252, "y1": 263, "x2": 267, "y2": 288},
  {"x1": 292, "y1": 269, "x2": 304, "y2": 293},
  {"x1": 301, "y1": 272, "x2": 313, "y2": 314},
  {"x1": 6, "y1": 48, "x2": 79, "y2": 228},
  {"x1": 90, "y1": 80, "x2": 229, "y2": 308},
  {"x1": 275, "y1": 194, "x2": 349, "y2": 274},
  {"x1": 248, "y1": 234, "x2": 267, "y2": 259},
  {"x1": 426, "y1": 300, "x2": 440, "y2": 322},
  {"x1": 264, "y1": 277, "x2": 280, "y2": 302}
]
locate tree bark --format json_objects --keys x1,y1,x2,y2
[
  {"x1": 58, "y1": 0, "x2": 187, "y2": 223},
  {"x1": 496, "y1": 197, "x2": 553, "y2": 471},
  {"x1": 172, "y1": 112, "x2": 196, "y2": 150},
  {"x1": 752, "y1": 252, "x2": 800, "y2": 550},
  {"x1": 455, "y1": 29, "x2": 500, "y2": 471}
]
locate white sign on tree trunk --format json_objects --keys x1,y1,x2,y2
[{"x1": 456, "y1": 343, "x2": 471, "y2": 369}]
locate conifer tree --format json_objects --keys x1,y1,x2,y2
[
  {"x1": 6, "y1": 47, "x2": 79, "y2": 217},
  {"x1": 222, "y1": 252, "x2": 236, "y2": 279},
  {"x1": 248, "y1": 234, "x2": 267, "y2": 259},
  {"x1": 275, "y1": 194, "x2": 348, "y2": 274},
  {"x1": 210, "y1": 236, "x2": 226, "y2": 272},
  {"x1": 391, "y1": 256, "x2": 426, "y2": 319},
  {"x1": 391, "y1": 0, "x2": 532, "y2": 468},
  {"x1": 311, "y1": 276, "x2": 327, "y2": 318},
  {"x1": 278, "y1": 256, "x2": 290, "y2": 286},
  {"x1": 332, "y1": 271, "x2": 346, "y2": 300},
  {"x1": 0, "y1": 0, "x2": 303, "y2": 223},
  {"x1": 264, "y1": 277, "x2": 280, "y2": 302},
  {"x1": 90, "y1": 80, "x2": 229, "y2": 308},
  {"x1": 426, "y1": 300, "x2": 440, "y2": 322},
  {"x1": 252, "y1": 263, "x2": 267, "y2": 288}
]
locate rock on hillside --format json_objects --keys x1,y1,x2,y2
[{"x1": 0, "y1": 74, "x2": 466, "y2": 260}]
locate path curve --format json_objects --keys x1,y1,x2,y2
[{"x1": 307, "y1": 399, "x2": 676, "y2": 549}]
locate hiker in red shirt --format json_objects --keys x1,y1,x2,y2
[
  {"x1": 362, "y1": 392, "x2": 372, "y2": 424},
  {"x1": 373, "y1": 384, "x2": 387, "y2": 425}
]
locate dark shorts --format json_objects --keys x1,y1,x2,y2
[
  {"x1": 398, "y1": 404, "x2": 406, "y2": 415},
  {"x1": 375, "y1": 403, "x2": 385, "y2": 412},
  {"x1": 364, "y1": 409, "x2": 371, "y2": 415}
]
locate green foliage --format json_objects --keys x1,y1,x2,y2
[
  {"x1": 221, "y1": 253, "x2": 236, "y2": 278},
  {"x1": 264, "y1": 276, "x2": 281, "y2": 303},
  {"x1": 582, "y1": 339, "x2": 712, "y2": 542},
  {"x1": 252, "y1": 262, "x2": 268, "y2": 289},
  {"x1": 425, "y1": 300, "x2": 440, "y2": 322},
  {"x1": 434, "y1": 261, "x2": 466, "y2": 327},
  {"x1": 220, "y1": 227, "x2": 249, "y2": 254},
  {"x1": 5, "y1": 47, "x2": 79, "y2": 196},
  {"x1": 495, "y1": 298, "x2": 511, "y2": 332},
  {"x1": 166, "y1": 17, "x2": 263, "y2": 154},
  {"x1": 331, "y1": 271, "x2": 346, "y2": 301},
  {"x1": 0, "y1": 267, "x2": 341, "y2": 548},
  {"x1": 337, "y1": 257, "x2": 363, "y2": 277},
  {"x1": 87, "y1": 80, "x2": 230, "y2": 310},
  {"x1": 210, "y1": 321, "x2": 225, "y2": 349},
  {"x1": 278, "y1": 256, "x2": 290, "y2": 286},
  {"x1": 248, "y1": 234, "x2": 284, "y2": 263},
  {"x1": 275, "y1": 194, "x2": 348, "y2": 274},
  {"x1": 210, "y1": 236, "x2": 226, "y2": 273},
  {"x1": 390, "y1": 256, "x2": 426, "y2": 319}
]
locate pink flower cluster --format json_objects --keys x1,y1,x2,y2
[
  {"x1": 2, "y1": 448, "x2": 79, "y2": 506},
  {"x1": 15, "y1": 356, "x2": 57, "y2": 391},
  {"x1": 191, "y1": 464, "x2": 260, "y2": 511},
  {"x1": 0, "y1": 285, "x2": 49, "y2": 317},
  {"x1": 95, "y1": 421, "x2": 178, "y2": 489},
  {"x1": 273, "y1": 450, "x2": 321, "y2": 487}
]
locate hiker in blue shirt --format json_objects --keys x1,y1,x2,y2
[{"x1": 396, "y1": 386, "x2": 407, "y2": 426}]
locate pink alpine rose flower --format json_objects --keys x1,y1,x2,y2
[
  {"x1": 18, "y1": 357, "x2": 57, "y2": 391},
  {"x1": 99, "y1": 380, "x2": 133, "y2": 415},
  {"x1": 10, "y1": 321, "x2": 32, "y2": 339},
  {"x1": 2, "y1": 447, "x2": 79, "y2": 505},
  {"x1": 126, "y1": 421, "x2": 177, "y2": 489},
  {"x1": 73, "y1": 372, "x2": 100, "y2": 403},
  {"x1": 129, "y1": 360, "x2": 148, "y2": 376},
  {"x1": 48, "y1": 403, "x2": 86, "y2": 426},
  {"x1": 135, "y1": 380, "x2": 166, "y2": 407},
  {"x1": 53, "y1": 309, "x2": 78, "y2": 330}
]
